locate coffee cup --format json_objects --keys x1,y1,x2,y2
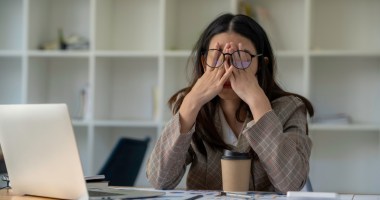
[{"x1": 221, "y1": 150, "x2": 251, "y2": 192}]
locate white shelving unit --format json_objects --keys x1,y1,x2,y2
[{"x1": 0, "y1": 0, "x2": 379, "y2": 193}]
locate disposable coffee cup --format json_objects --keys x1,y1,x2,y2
[{"x1": 221, "y1": 150, "x2": 251, "y2": 193}]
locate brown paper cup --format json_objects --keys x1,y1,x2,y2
[{"x1": 221, "y1": 150, "x2": 251, "y2": 192}]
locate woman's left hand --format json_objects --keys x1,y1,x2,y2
[{"x1": 227, "y1": 42, "x2": 272, "y2": 121}]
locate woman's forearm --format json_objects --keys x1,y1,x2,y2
[
  {"x1": 146, "y1": 114, "x2": 194, "y2": 189},
  {"x1": 178, "y1": 94, "x2": 202, "y2": 133}
]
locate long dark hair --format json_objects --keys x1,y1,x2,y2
[{"x1": 168, "y1": 13, "x2": 314, "y2": 155}]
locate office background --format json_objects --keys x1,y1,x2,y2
[{"x1": 0, "y1": 0, "x2": 379, "y2": 194}]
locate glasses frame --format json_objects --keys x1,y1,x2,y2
[{"x1": 204, "y1": 48, "x2": 263, "y2": 69}]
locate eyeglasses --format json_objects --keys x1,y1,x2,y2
[{"x1": 204, "y1": 49, "x2": 262, "y2": 69}]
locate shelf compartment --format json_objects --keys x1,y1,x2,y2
[
  {"x1": 310, "y1": 57, "x2": 380, "y2": 125},
  {"x1": 243, "y1": 0, "x2": 306, "y2": 51},
  {"x1": 164, "y1": 0, "x2": 233, "y2": 51},
  {"x1": 28, "y1": 0, "x2": 90, "y2": 51},
  {"x1": 311, "y1": 0, "x2": 380, "y2": 51},
  {"x1": 73, "y1": 126, "x2": 90, "y2": 175},
  {"x1": 94, "y1": 57, "x2": 158, "y2": 121},
  {"x1": 275, "y1": 57, "x2": 306, "y2": 97},
  {"x1": 92, "y1": 127, "x2": 157, "y2": 182},
  {"x1": 0, "y1": 57, "x2": 23, "y2": 104},
  {"x1": 163, "y1": 57, "x2": 191, "y2": 121},
  {"x1": 309, "y1": 130, "x2": 380, "y2": 194},
  {"x1": 27, "y1": 57, "x2": 90, "y2": 119},
  {"x1": 95, "y1": 0, "x2": 160, "y2": 51},
  {"x1": 0, "y1": 0, "x2": 24, "y2": 51}
]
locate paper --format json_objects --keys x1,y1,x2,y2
[{"x1": 109, "y1": 187, "x2": 288, "y2": 199}]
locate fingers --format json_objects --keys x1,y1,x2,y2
[
  {"x1": 205, "y1": 42, "x2": 219, "y2": 72},
  {"x1": 238, "y1": 43, "x2": 248, "y2": 66},
  {"x1": 223, "y1": 43, "x2": 230, "y2": 69},
  {"x1": 203, "y1": 43, "x2": 233, "y2": 85},
  {"x1": 220, "y1": 63, "x2": 234, "y2": 84}
]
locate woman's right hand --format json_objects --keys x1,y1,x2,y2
[
  {"x1": 178, "y1": 43, "x2": 233, "y2": 133},
  {"x1": 189, "y1": 43, "x2": 233, "y2": 105}
]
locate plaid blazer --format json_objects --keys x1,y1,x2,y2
[{"x1": 146, "y1": 96, "x2": 312, "y2": 193}]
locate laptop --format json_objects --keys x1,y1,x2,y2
[{"x1": 0, "y1": 104, "x2": 164, "y2": 200}]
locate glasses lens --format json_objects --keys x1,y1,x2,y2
[
  {"x1": 206, "y1": 50, "x2": 224, "y2": 67},
  {"x1": 232, "y1": 51, "x2": 251, "y2": 69}
]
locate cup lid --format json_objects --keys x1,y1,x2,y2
[{"x1": 222, "y1": 150, "x2": 251, "y2": 160}]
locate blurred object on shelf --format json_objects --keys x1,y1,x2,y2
[
  {"x1": 66, "y1": 34, "x2": 89, "y2": 50},
  {"x1": 238, "y1": 1, "x2": 283, "y2": 50},
  {"x1": 238, "y1": 0, "x2": 254, "y2": 17},
  {"x1": 39, "y1": 28, "x2": 89, "y2": 51},
  {"x1": 59, "y1": 28, "x2": 67, "y2": 50},
  {"x1": 311, "y1": 113, "x2": 353, "y2": 125},
  {"x1": 75, "y1": 83, "x2": 90, "y2": 120},
  {"x1": 39, "y1": 40, "x2": 59, "y2": 50},
  {"x1": 254, "y1": 6, "x2": 283, "y2": 50}
]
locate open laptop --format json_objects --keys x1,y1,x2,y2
[{"x1": 0, "y1": 104, "x2": 164, "y2": 200}]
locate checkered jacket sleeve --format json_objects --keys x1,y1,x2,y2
[
  {"x1": 243, "y1": 96, "x2": 312, "y2": 193},
  {"x1": 146, "y1": 112, "x2": 195, "y2": 189}
]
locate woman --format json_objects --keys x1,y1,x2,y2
[{"x1": 146, "y1": 13, "x2": 313, "y2": 193}]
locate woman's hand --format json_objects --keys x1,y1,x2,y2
[
  {"x1": 178, "y1": 43, "x2": 233, "y2": 133},
  {"x1": 228, "y1": 42, "x2": 272, "y2": 122},
  {"x1": 187, "y1": 42, "x2": 233, "y2": 106}
]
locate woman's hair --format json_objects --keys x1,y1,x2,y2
[{"x1": 168, "y1": 13, "x2": 314, "y2": 155}]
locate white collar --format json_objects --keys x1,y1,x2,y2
[{"x1": 218, "y1": 107, "x2": 238, "y2": 146}]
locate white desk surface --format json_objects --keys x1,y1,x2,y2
[{"x1": 1, "y1": 187, "x2": 379, "y2": 200}]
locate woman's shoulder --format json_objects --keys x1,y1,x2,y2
[
  {"x1": 271, "y1": 95, "x2": 305, "y2": 112},
  {"x1": 269, "y1": 95, "x2": 307, "y2": 124}
]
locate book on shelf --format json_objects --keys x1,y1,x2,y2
[
  {"x1": 86, "y1": 181, "x2": 109, "y2": 189},
  {"x1": 85, "y1": 174, "x2": 105, "y2": 182},
  {"x1": 85, "y1": 174, "x2": 109, "y2": 188}
]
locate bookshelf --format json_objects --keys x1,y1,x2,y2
[{"x1": 0, "y1": 0, "x2": 379, "y2": 193}]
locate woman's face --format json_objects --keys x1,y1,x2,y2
[{"x1": 206, "y1": 32, "x2": 259, "y2": 101}]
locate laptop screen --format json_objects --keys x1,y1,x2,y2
[
  {"x1": 0, "y1": 104, "x2": 88, "y2": 199},
  {"x1": 0, "y1": 104, "x2": 165, "y2": 200}
]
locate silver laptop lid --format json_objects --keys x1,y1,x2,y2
[{"x1": 0, "y1": 104, "x2": 88, "y2": 200}]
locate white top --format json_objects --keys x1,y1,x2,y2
[{"x1": 218, "y1": 107, "x2": 238, "y2": 146}]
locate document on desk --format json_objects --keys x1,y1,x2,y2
[
  {"x1": 109, "y1": 187, "x2": 290, "y2": 199},
  {"x1": 106, "y1": 188, "x2": 372, "y2": 200},
  {"x1": 287, "y1": 192, "x2": 356, "y2": 200},
  {"x1": 109, "y1": 187, "x2": 219, "y2": 199}
]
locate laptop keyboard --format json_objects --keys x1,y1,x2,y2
[{"x1": 88, "y1": 190, "x2": 124, "y2": 197}]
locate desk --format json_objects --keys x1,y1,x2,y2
[
  {"x1": 1, "y1": 188, "x2": 380, "y2": 200},
  {"x1": 0, "y1": 189, "x2": 56, "y2": 200}
]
